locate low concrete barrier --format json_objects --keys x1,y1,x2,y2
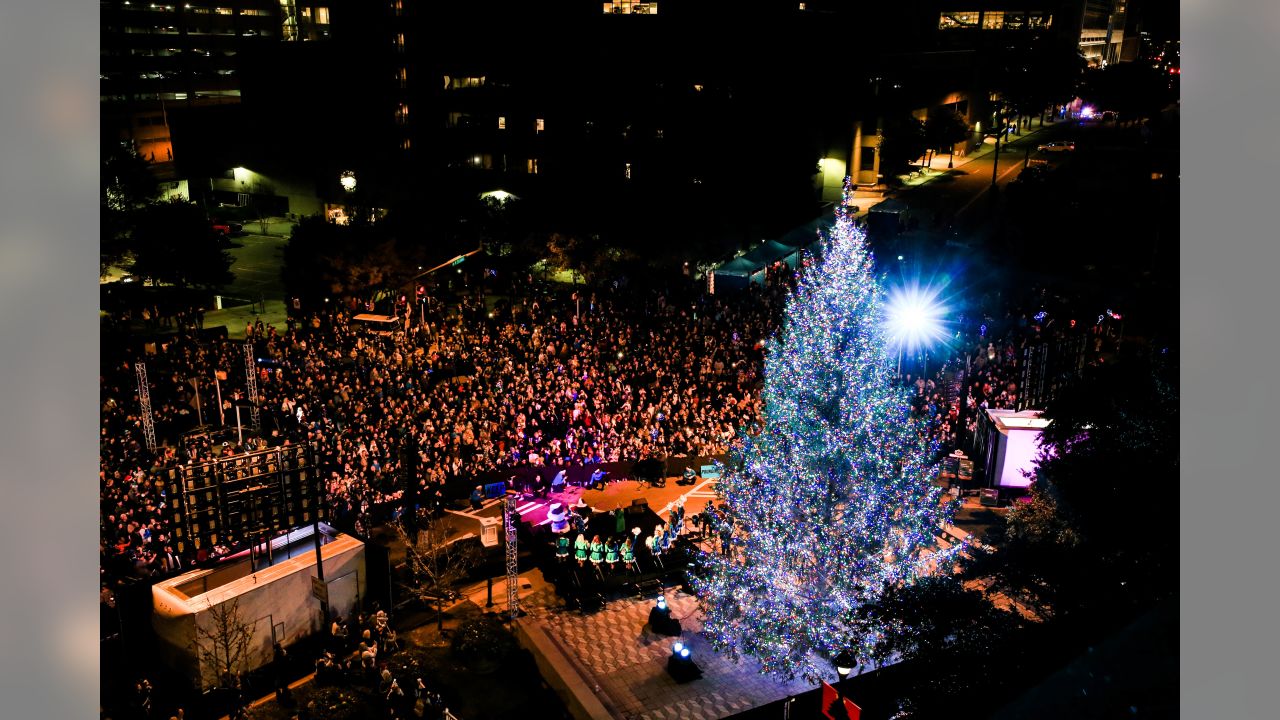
[{"x1": 513, "y1": 617, "x2": 616, "y2": 720}]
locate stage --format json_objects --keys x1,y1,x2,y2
[{"x1": 444, "y1": 474, "x2": 721, "y2": 539}]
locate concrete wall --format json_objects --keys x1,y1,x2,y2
[
  {"x1": 153, "y1": 531, "x2": 365, "y2": 690},
  {"x1": 210, "y1": 166, "x2": 323, "y2": 217}
]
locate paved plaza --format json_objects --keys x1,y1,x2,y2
[{"x1": 523, "y1": 587, "x2": 819, "y2": 720}]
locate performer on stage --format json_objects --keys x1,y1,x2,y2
[
  {"x1": 589, "y1": 535, "x2": 604, "y2": 568},
  {"x1": 556, "y1": 534, "x2": 571, "y2": 562},
  {"x1": 604, "y1": 537, "x2": 620, "y2": 571},
  {"x1": 620, "y1": 535, "x2": 637, "y2": 572},
  {"x1": 574, "y1": 533, "x2": 589, "y2": 567}
]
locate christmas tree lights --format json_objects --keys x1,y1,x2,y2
[{"x1": 693, "y1": 177, "x2": 961, "y2": 681}]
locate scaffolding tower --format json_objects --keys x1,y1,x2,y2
[
  {"x1": 504, "y1": 496, "x2": 520, "y2": 620},
  {"x1": 243, "y1": 342, "x2": 261, "y2": 433},
  {"x1": 135, "y1": 362, "x2": 156, "y2": 451}
]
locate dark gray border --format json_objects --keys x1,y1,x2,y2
[
  {"x1": 1182, "y1": 2, "x2": 1280, "y2": 717},
  {"x1": 0, "y1": 1, "x2": 101, "y2": 717}
]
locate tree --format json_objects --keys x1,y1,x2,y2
[
  {"x1": 877, "y1": 115, "x2": 928, "y2": 179},
  {"x1": 924, "y1": 109, "x2": 970, "y2": 169},
  {"x1": 193, "y1": 597, "x2": 255, "y2": 689},
  {"x1": 693, "y1": 179, "x2": 959, "y2": 681},
  {"x1": 393, "y1": 517, "x2": 482, "y2": 632},
  {"x1": 101, "y1": 141, "x2": 160, "y2": 276},
  {"x1": 281, "y1": 217, "x2": 422, "y2": 306},
  {"x1": 128, "y1": 199, "x2": 235, "y2": 290}
]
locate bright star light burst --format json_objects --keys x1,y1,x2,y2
[{"x1": 884, "y1": 283, "x2": 948, "y2": 355}]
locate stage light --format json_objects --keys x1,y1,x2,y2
[
  {"x1": 680, "y1": 647, "x2": 691, "y2": 659},
  {"x1": 673, "y1": 641, "x2": 684, "y2": 654}
]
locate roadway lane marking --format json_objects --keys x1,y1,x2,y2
[{"x1": 955, "y1": 156, "x2": 1027, "y2": 218}]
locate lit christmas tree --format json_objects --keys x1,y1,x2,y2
[{"x1": 693, "y1": 178, "x2": 960, "y2": 681}]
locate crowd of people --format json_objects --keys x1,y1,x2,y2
[
  {"x1": 899, "y1": 284, "x2": 1122, "y2": 460},
  {"x1": 99, "y1": 258, "x2": 1124, "y2": 593},
  {"x1": 99, "y1": 277, "x2": 797, "y2": 586}
]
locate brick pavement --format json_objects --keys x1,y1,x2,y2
[{"x1": 526, "y1": 589, "x2": 817, "y2": 720}]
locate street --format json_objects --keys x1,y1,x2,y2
[{"x1": 898, "y1": 119, "x2": 1079, "y2": 236}]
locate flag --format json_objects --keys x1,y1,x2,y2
[
  {"x1": 820, "y1": 682, "x2": 839, "y2": 720},
  {"x1": 843, "y1": 698, "x2": 861, "y2": 720}
]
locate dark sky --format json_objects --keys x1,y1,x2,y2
[{"x1": 1134, "y1": 0, "x2": 1179, "y2": 43}]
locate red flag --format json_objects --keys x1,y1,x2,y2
[
  {"x1": 843, "y1": 698, "x2": 862, "y2": 720},
  {"x1": 820, "y1": 682, "x2": 839, "y2": 720}
]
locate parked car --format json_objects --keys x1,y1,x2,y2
[
  {"x1": 1037, "y1": 141, "x2": 1076, "y2": 153},
  {"x1": 211, "y1": 222, "x2": 243, "y2": 236}
]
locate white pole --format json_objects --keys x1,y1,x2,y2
[
  {"x1": 214, "y1": 373, "x2": 224, "y2": 426},
  {"x1": 192, "y1": 377, "x2": 203, "y2": 426},
  {"x1": 236, "y1": 406, "x2": 244, "y2": 445}
]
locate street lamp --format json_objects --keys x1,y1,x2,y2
[
  {"x1": 835, "y1": 649, "x2": 854, "y2": 681},
  {"x1": 834, "y1": 650, "x2": 855, "y2": 713}
]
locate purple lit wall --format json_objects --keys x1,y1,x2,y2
[{"x1": 996, "y1": 428, "x2": 1042, "y2": 488}]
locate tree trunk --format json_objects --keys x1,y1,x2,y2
[{"x1": 437, "y1": 599, "x2": 444, "y2": 631}]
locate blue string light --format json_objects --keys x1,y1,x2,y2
[{"x1": 692, "y1": 177, "x2": 962, "y2": 681}]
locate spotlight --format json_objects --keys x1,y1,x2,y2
[
  {"x1": 648, "y1": 596, "x2": 681, "y2": 636},
  {"x1": 666, "y1": 639, "x2": 702, "y2": 683}
]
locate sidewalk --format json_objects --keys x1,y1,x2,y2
[
  {"x1": 202, "y1": 298, "x2": 291, "y2": 340},
  {"x1": 894, "y1": 118, "x2": 1063, "y2": 188}
]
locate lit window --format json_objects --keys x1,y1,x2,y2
[
  {"x1": 1026, "y1": 12, "x2": 1052, "y2": 28},
  {"x1": 395, "y1": 103, "x2": 409, "y2": 125},
  {"x1": 798, "y1": 2, "x2": 806, "y2": 9},
  {"x1": 215, "y1": 6, "x2": 231, "y2": 15},
  {"x1": 938, "y1": 11, "x2": 979, "y2": 29},
  {"x1": 625, "y1": 162, "x2": 632, "y2": 179},
  {"x1": 602, "y1": 2, "x2": 658, "y2": 14},
  {"x1": 1004, "y1": 12, "x2": 1027, "y2": 30},
  {"x1": 497, "y1": 116, "x2": 506, "y2": 130},
  {"x1": 316, "y1": 6, "x2": 329, "y2": 23},
  {"x1": 445, "y1": 76, "x2": 485, "y2": 90},
  {"x1": 400, "y1": 138, "x2": 411, "y2": 150},
  {"x1": 395, "y1": 32, "x2": 405, "y2": 52},
  {"x1": 396, "y1": 67, "x2": 407, "y2": 88},
  {"x1": 536, "y1": 118, "x2": 545, "y2": 133},
  {"x1": 527, "y1": 158, "x2": 539, "y2": 174},
  {"x1": 981, "y1": 11, "x2": 1004, "y2": 30},
  {"x1": 393, "y1": 0, "x2": 403, "y2": 16}
]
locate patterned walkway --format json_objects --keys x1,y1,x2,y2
[{"x1": 526, "y1": 589, "x2": 817, "y2": 720}]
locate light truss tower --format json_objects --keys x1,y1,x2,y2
[
  {"x1": 135, "y1": 362, "x2": 157, "y2": 451},
  {"x1": 504, "y1": 496, "x2": 520, "y2": 619},
  {"x1": 243, "y1": 342, "x2": 261, "y2": 434}
]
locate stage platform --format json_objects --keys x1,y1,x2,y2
[{"x1": 443, "y1": 475, "x2": 720, "y2": 538}]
